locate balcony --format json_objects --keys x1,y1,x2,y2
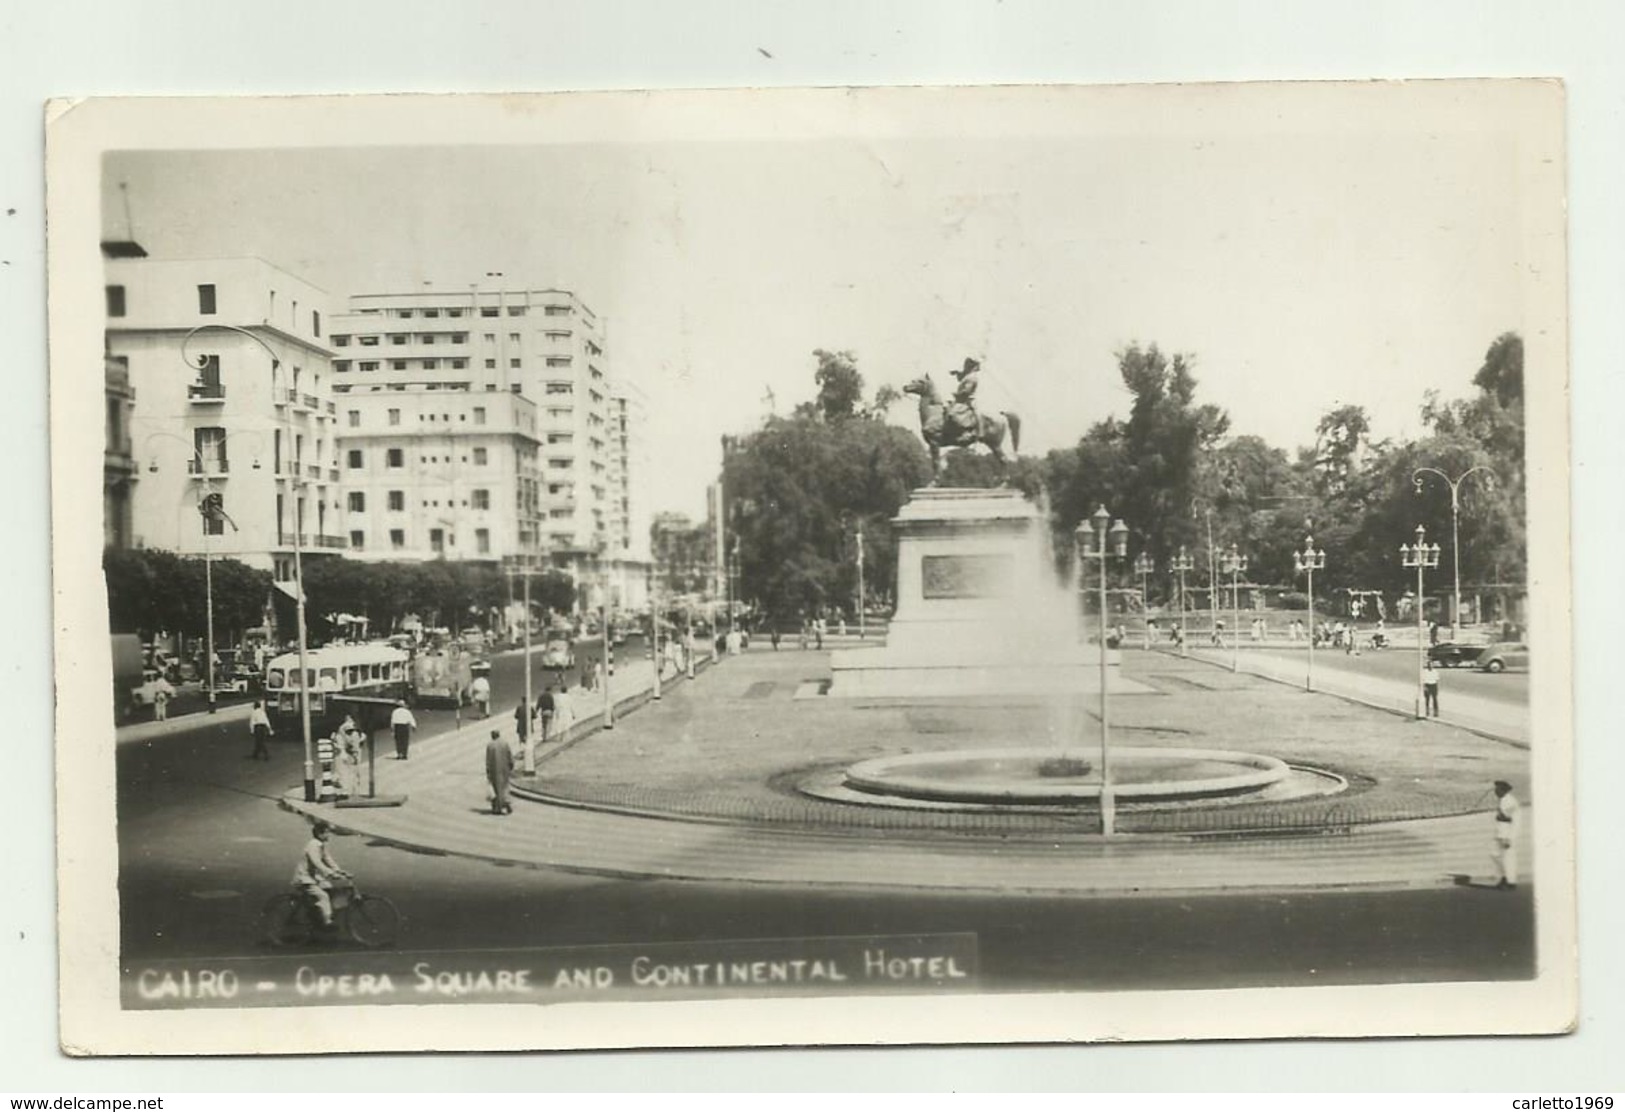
[
  {"x1": 275, "y1": 387, "x2": 298, "y2": 406},
  {"x1": 324, "y1": 401, "x2": 337, "y2": 415},
  {"x1": 187, "y1": 458, "x2": 230, "y2": 476},
  {"x1": 276, "y1": 532, "x2": 308, "y2": 548},
  {"x1": 302, "y1": 394, "x2": 320, "y2": 410},
  {"x1": 187, "y1": 381, "x2": 226, "y2": 402},
  {"x1": 314, "y1": 534, "x2": 348, "y2": 550},
  {"x1": 328, "y1": 467, "x2": 340, "y2": 481},
  {"x1": 304, "y1": 464, "x2": 322, "y2": 479}
]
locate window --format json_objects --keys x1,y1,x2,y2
[
  {"x1": 473, "y1": 407, "x2": 487, "y2": 425},
  {"x1": 483, "y1": 333, "x2": 496, "y2": 343},
  {"x1": 106, "y1": 285, "x2": 126, "y2": 317},
  {"x1": 386, "y1": 448, "x2": 403, "y2": 468},
  {"x1": 430, "y1": 528, "x2": 445, "y2": 553},
  {"x1": 422, "y1": 334, "x2": 435, "y2": 345},
  {"x1": 423, "y1": 359, "x2": 439, "y2": 370},
  {"x1": 472, "y1": 489, "x2": 490, "y2": 510},
  {"x1": 349, "y1": 530, "x2": 364, "y2": 549},
  {"x1": 197, "y1": 284, "x2": 217, "y2": 315},
  {"x1": 397, "y1": 309, "x2": 413, "y2": 319},
  {"x1": 484, "y1": 359, "x2": 496, "y2": 369},
  {"x1": 545, "y1": 305, "x2": 570, "y2": 317},
  {"x1": 333, "y1": 335, "x2": 350, "y2": 347},
  {"x1": 508, "y1": 332, "x2": 521, "y2": 343},
  {"x1": 507, "y1": 306, "x2": 526, "y2": 316},
  {"x1": 509, "y1": 358, "x2": 522, "y2": 369},
  {"x1": 195, "y1": 426, "x2": 227, "y2": 472},
  {"x1": 451, "y1": 359, "x2": 467, "y2": 369},
  {"x1": 473, "y1": 447, "x2": 488, "y2": 465},
  {"x1": 547, "y1": 356, "x2": 571, "y2": 367},
  {"x1": 347, "y1": 492, "x2": 366, "y2": 512},
  {"x1": 359, "y1": 361, "x2": 379, "y2": 372},
  {"x1": 392, "y1": 360, "x2": 407, "y2": 370},
  {"x1": 202, "y1": 493, "x2": 227, "y2": 535},
  {"x1": 424, "y1": 308, "x2": 439, "y2": 318},
  {"x1": 388, "y1": 490, "x2": 405, "y2": 512},
  {"x1": 390, "y1": 529, "x2": 405, "y2": 550},
  {"x1": 546, "y1": 383, "x2": 573, "y2": 395},
  {"x1": 475, "y1": 528, "x2": 490, "y2": 555},
  {"x1": 480, "y1": 306, "x2": 499, "y2": 317},
  {"x1": 347, "y1": 410, "x2": 360, "y2": 428},
  {"x1": 390, "y1": 334, "x2": 407, "y2": 345},
  {"x1": 448, "y1": 308, "x2": 464, "y2": 318},
  {"x1": 346, "y1": 449, "x2": 363, "y2": 469},
  {"x1": 312, "y1": 310, "x2": 321, "y2": 336},
  {"x1": 451, "y1": 332, "x2": 467, "y2": 344},
  {"x1": 387, "y1": 408, "x2": 400, "y2": 426},
  {"x1": 359, "y1": 335, "x2": 380, "y2": 346}
]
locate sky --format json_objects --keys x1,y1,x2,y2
[{"x1": 100, "y1": 86, "x2": 1547, "y2": 520}]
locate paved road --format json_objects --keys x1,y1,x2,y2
[
  {"x1": 1239, "y1": 642, "x2": 1530, "y2": 707},
  {"x1": 115, "y1": 640, "x2": 1533, "y2": 992}
]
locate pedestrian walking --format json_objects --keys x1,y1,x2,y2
[
  {"x1": 551, "y1": 684, "x2": 572, "y2": 735},
  {"x1": 535, "y1": 687, "x2": 556, "y2": 744},
  {"x1": 1491, "y1": 780, "x2": 1521, "y2": 889},
  {"x1": 389, "y1": 698, "x2": 417, "y2": 760},
  {"x1": 151, "y1": 675, "x2": 175, "y2": 721},
  {"x1": 337, "y1": 713, "x2": 365, "y2": 798},
  {"x1": 469, "y1": 673, "x2": 492, "y2": 719},
  {"x1": 1422, "y1": 659, "x2": 1440, "y2": 717},
  {"x1": 513, "y1": 698, "x2": 531, "y2": 747},
  {"x1": 247, "y1": 700, "x2": 273, "y2": 760},
  {"x1": 485, "y1": 729, "x2": 515, "y2": 815}
]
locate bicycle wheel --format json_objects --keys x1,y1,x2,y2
[
  {"x1": 261, "y1": 893, "x2": 312, "y2": 948},
  {"x1": 348, "y1": 894, "x2": 400, "y2": 948}
]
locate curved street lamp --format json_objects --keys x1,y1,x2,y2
[
  {"x1": 180, "y1": 324, "x2": 318, "y2": 802},
  {"x1": 1293, "y1": 535, "x2": 1327, "y2": 692},
  {"x1": 144, "y1": 430, "x2": 262, "y2": 714},
  {"x1": 1412, "y1": 465, "x2": 1495, "y2": 639},
  {"x1": 1075, "y1": 506, "x2": 1129, "y2": 837},
  {"x1": 1400, "y1": 524, "x2": 1443, "y2": 720}
]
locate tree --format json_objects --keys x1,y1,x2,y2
[{"x1": 812, "y1": 349, "x2": 865, "y2": 423}]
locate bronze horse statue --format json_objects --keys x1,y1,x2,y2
[{"x1": 902, "y1": 373, "x2": 1021, "y2": 479}]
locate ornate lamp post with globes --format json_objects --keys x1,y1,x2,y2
[
  {"x1": 1221, "y1": 543, "x2": 1249, "y2": 673},
  {"x1": 1076, "y1": 506, "x2": 1129, "y2": 837},
  {"x1": 1171, "y1": 546, "x2": 1196, "y2": 657},
  {"x1": 1293, "y1": 535, "x2": 1327, "y2": 692},
  {"x1": 1400, "y1": 525, "x2": 1443, "y2": 719},
  {"x1": 1133, "y1": 551, "x2": 1155, "y2": 651}
]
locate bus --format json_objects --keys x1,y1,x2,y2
[{"x1": 263, "y1": 643, "x2": 411, "y2": 730}]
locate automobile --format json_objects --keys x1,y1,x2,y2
[
  {"x1": 1427, "y1": 637, "x2": 1493, "y2": 668},
  {"x1": 540, "y1": 638, "x2": 576, "y2": 671},
  {"x1": 128, "y1": 669, "x2": 169, "y2": 709},
  {"x1": 1475, "y1": 642, "x2": 1529, "y2": 673},
  {"x1": 217, "y1": 663, "x2": 263, "y2": 694}
]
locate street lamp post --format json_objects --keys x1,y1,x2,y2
[
  {"x1": 1400, "y1": 525, "x2": 1443, "y2": 719},
  {"x1": 1133, "y1": 552, "x2": 1155, "y2": 650},
  {"x1": 144, "y1": 431, "x2": 261, "y2": 715},
  {"x1": 1076, "y1": 506, "x2": 1129, "y2": 837},
  {"x1": 1293, "y1": 535, "x2": 1327, "y2": 692},
  {"x1": 181, "y1": 324, "x2": 317, "y2": 801},
  {"x1": 1171, "y1": 546, "x2": 1195, "y2": 657},
  {"x1": 504, "y1": 554, "x2": 539, "y2": 775},
  {"x1": 1221, "y1": 544, "x2": 1249, "y2": 673},
  {"x1": 1412, "y1": 465, "x2": 1495, "y2": 640},
  {"x1": 855, "y1": 523, "x2": 866, "y2": 641}
]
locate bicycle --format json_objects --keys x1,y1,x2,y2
[{"x1": 260, "y1": 882, "x2": 400, "y2": 948}]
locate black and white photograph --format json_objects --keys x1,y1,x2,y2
[{"x1": 47, "y1": 81, "x2": 1573, "y2": 1055}]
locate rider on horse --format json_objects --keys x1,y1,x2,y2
[{"x1": 945, "y1": 358, "x2": 981, "y2": 440}]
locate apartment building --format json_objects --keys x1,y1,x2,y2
[
  {"x1": 328, "y1": 286, "x2": 649, "y2": 604},
  {"x1": 104, "y1": 255, "x2": 342, "y2": 578},
  {"x1": 335, "y1": 388, "x2": 542, "y2": 563},
  {"x1": 104, "y1": 352, "x2": 138, "y2": 549}
]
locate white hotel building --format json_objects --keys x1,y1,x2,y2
[
  {"x1": 104, "y1": 254, "x2": 345, "y2": 580},
  {"x1": 327, "y1": 286, "x2": 650, "y2": 607},
  {"x1": 104, "y1": 259, "x2": 652, "y2": 613}
]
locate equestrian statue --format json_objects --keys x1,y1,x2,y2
[{"x1": 903, "y1": 358, "x2": 1022, "y2": 481}]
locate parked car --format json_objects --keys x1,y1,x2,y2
[
  {"x1": 128, "y1": 669, "x2": 169, "y2": 709},
  {"x1": 1475, "y1": 642, "x2": 1529, "y2": 673},
  {"x1": 540, "y1": 639, "x2": 576, "y2": 671}
]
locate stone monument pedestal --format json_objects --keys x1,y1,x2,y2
[{"x1": 829, "y1": 487, "x2": 1140, "y2": 698}]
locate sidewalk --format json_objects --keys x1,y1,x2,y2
[
  {"x1": 116, "y1": 699, "x2": 255, "y2": 745},
  {"x1": 1180, "y1": 645, "x2": 1529, "y2": 746},
  {"x1": 284, "y1": 647, "x2": 1534, "y2": 897}
]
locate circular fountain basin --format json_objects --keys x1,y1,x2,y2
[{"x1": 843, "y1": 746, "x2": 1290, "y2": 805}]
